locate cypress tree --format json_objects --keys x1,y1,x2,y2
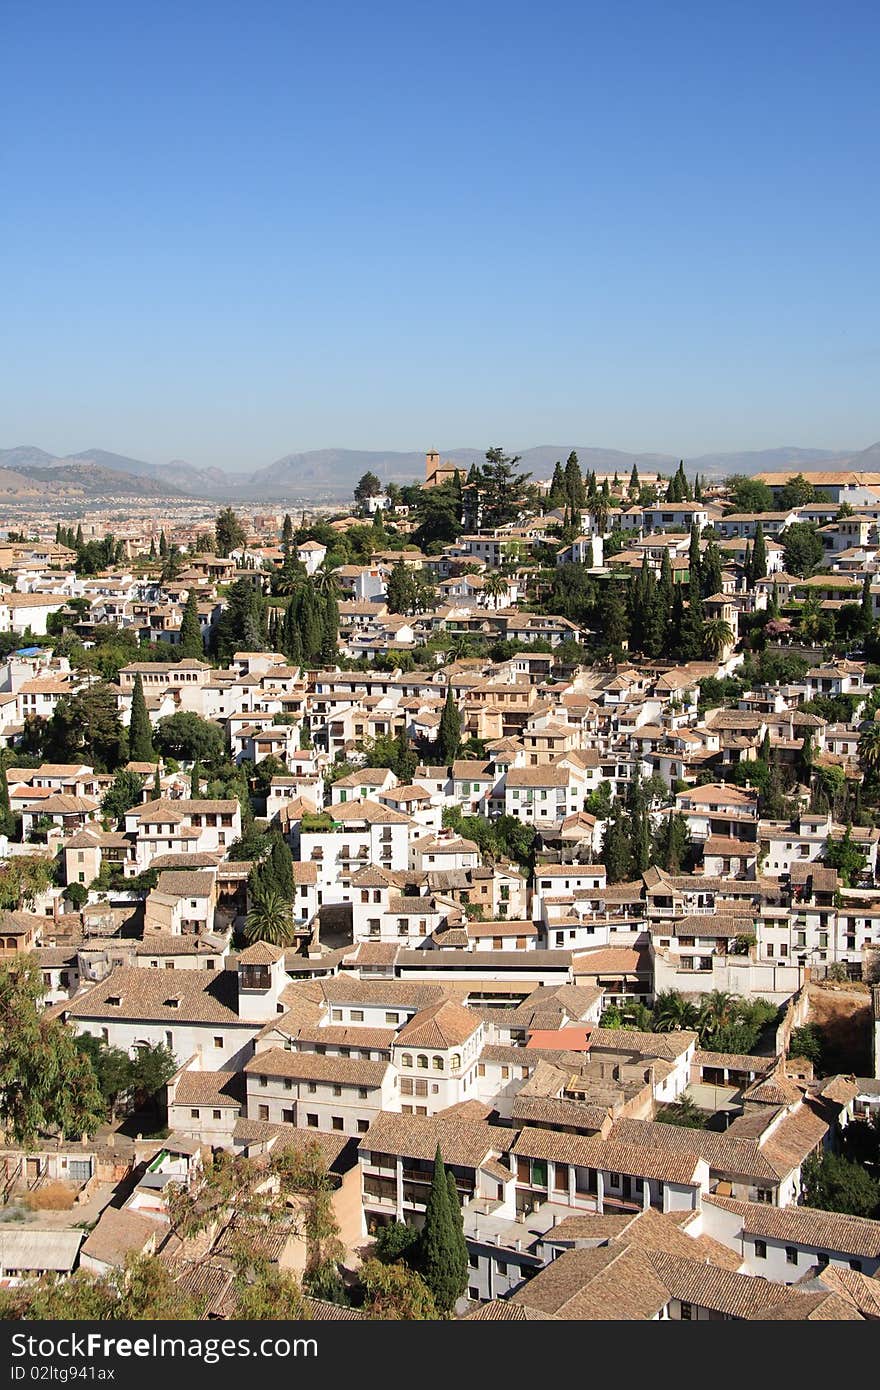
[
  {"x1": 153, "y1": 765, "x2": 161, "y2": 797},
  {"x1": 0, "y1": 757, "x2": 13, "y2": 837},
  {"x1": 743, "y1": 541, "x2": 753, "y2": 584},
  {"x1": 629, "y1": 463, "x2": 640, "y2": 497},
  {"x1": 190, "y1": 762, "x2": 201, "y2": 798},
  {"x1": 752, "y1": 522, "x2": 768, "y2": 581},
  {"x1": 438, "y1": 686, "x2": 461, "y2": 766},
  {"x1": 159, "y1": 530, "x2": 167, "y2": 558},
  {"x1": 149, "y1": 537, "x2": 157, "y2": 559},
  {"x1": 128, "y1": 673, "x2": 154, "y2": 762},
  {"x1": 445, "y1": 1169, "x2": 469, "y2": 1298},
  {"x1": 701, "y1": 540, "x2": 723, "y2": 600},
  {"x1": 178, "y1": 589, "x2": 205, "y2": 659},
  {"x1": 694, "y1": 475, "x2": 703, "y2": 502},
  {"x1": 282, "y1": 513, "x2": 293, "y2": 556},
  {"x1": 419, "y1": 1146, "x2": 467, "y2": 1314},
  {"x1": 601, "y1": 800, "x2": 633, "y2": 883},
  {"x1": 75, "y1": 524, "x2": 83, "y2": 549},
  {"x1": 688, "y1": 523, "x2": 702, "y2": 592}
]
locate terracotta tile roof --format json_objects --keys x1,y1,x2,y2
[
  {"x1": 172, "y1": 1070, "x2": 245, "y2": 1108},
  {"x1": 703, "y1": 1195, "x2": 880, "y2": 1258},
  {"x1": 395, "y1": 999, "x2": 481, "y2": 1048},
  {"x1": 359, "y1": 1111, "x2": 514, "y2": 1167},
  {"x1": 245, "y1": 1047, "x2": 388, "y2": 1087},
  {"x1": 81, "y1": 1208, "x2": 166, "y2": 1267},
  {"x1": 64, "y1": 966, "x2": 249, "y2": 1027}
]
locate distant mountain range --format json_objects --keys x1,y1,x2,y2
[{"x1": 1, "y1": 441, "x2": 877, "y2": 503}]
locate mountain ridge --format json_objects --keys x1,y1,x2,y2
[{"x1": 1, "y1": 441, "x2": 876, "y2": 502}]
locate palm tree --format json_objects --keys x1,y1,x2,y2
[
  {"x1": 244, "y1": 888, "x2": 295, "y2": 948},
  {"x1": 697, "y1": 990, "x2": 734, "y2": 1045},
  {"x1": 484, "y1": 573, "x2": 508, "y2": 610},
  {"x1": 312, "y1": 564, "x2": 339, "y2": 599},
  {"x1": 702, "y1": 618, "x2": 734, "y2": 661},
  {"x1": 653, "y1": 990, "x2": 699, "y2": 1032},
  {"x1": 859, "y1": 722, "x2": 880, "y2": 778},
  {"x1": 587, "y1": 493, "x2": 609, "y2": 536}
]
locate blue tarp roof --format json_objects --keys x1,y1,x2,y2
[{"x1": 15, "y1": 647, "x2": 45, "y2": 657}]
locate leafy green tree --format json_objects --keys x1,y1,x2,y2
[
  {"x1": 726, "y1": 476, "x2": 773, "y2": 512},
  {"x1": 102, "y1": 768, "x2": 146, "y2": 822},
  {"x1": 789, "y1": 1024, "x2": 823, "y2": 1067},
  {"x1": 354, "y1": 471, "x2": 383, "y2": 506},
  {"x1": 215, "y1": 507, "x2": 247, "y2": 557},
  {"x1": 412, "y1": 479, "x2": 464, "y2": 551},
  {"x1": 178, "y1": 589, "x2": 205, "y2": 659},
  {"x1": 825, "y1": 824, "x2": 865, "y2": 887},
  {"x1": 801, "y1": 1151, "x2": 880, "y2": 1217},
  {"x1": 154, "y1": 711, "x2": 225, "y2": 765},
  {"x1": 46, "y1": 683, "x2": 126, "y2": 771},
  {"x1": 778, "y1": 473, "x2": 816, "y2": 509},
  {"x1": 128, "y1": 1042, "x2": 177, "y2": 1109},
  {"x1": 480, "y1": 447, "x2": 531, "y2": 528},
  {"x1": 359, "y1": 1259, "x2": 439, "y2": 1319},
  {"x1": 783, "y1": 521, "x2": 824, "y2": 577},
  {"x1": 74, "y1": 1033, "x2": 135, "y2": 1116},
  {"x1": 0, "y1": 955, "x2": 105, "y2": 1144},
  {"x1": 128, "y1": 672, "x2": 154, "y2": 762},
  {"x1": 386, "y1": 558, "x2": 415, "y2": 615}
]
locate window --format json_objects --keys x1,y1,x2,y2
[
  {"x1": 332, "y1": 1116, "x2": 344, "y2": 1131},
  {"x1": 282, "y1": 1108, "x2": 295, "y2": 1123},
  {"x1": 307, "y1": 1113, "x2": 319, "y2": 1127},
  {"x1": 259, "y1": 1075, "x2": 268, "y2": 1088},
  {"x1": 213, "y1": 1036, "x2": 223, "y2": 1049},
  {"x1": 432, "y1": 1056, "x2": 444, "y2": 1071},
  {"x1": 452, "y1": 1054, "x2": 461, "y2": 1069},
  {"x1": 333, "y1": 1084, "x2": 342, "y2": 1097},
  {"x1": 357, "y1": 1119, "x2": 369, "y2": 1133},
  {"x1": 755, "y1": 1188, "x2": 773, "y2": 1203},
  {"x1": 679, "y1": 1301, "x2": 693, "y2": 1320},
  {"x1": 358, "y1": 1087, "x2": 368, "y2": 1099},
  {"x1": 785, "y1": 1247, "x2": 798, "y2": 1265},
  {"x1": 754, "y1": 1240, "x2": 767, "y2": 1259},
  {"x1": 190, "y1": 1108, "x2": 199, "y2": 1119},
  {"x1": 258, "y1": 1104, "x2": 269, "y2": 1121},
  {"x1": 850, "y1": 1259, "x2": 863, "y2": 1272},
  {"x1": 417, "y1": 1054, "x2": 428, "y2": 1069},
  {"x1": 331, "y1": 1008, "x2": 343, "y2": 1021},
  {"x1": 401, "y1": 1053, "x2": 412, "y2": 1068},
  {"x1": 351, "y1": 1009, "x2": 364, "y2": 1022},
  {"x1": 212, "y1": 1109, "x2": 221, "y2": 1120},
  {"x1": 385, "y1": 1012, "x2": 398, "y2": 1024}
]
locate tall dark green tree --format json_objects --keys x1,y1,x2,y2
[
  {"x1": 178, "y1": 589, "x2": 205, "y2": 659},
  {"x1": 437, "y1": 686, "x2": 461, "y2": 765},
  {"x1": 601, "y1": 800, "x2": 633, "y2": 883},
  {"x1": 418, "y1": 1146, "x2": 468, "y2": 1314},
  {"x1": 700, "y1": 540, "x2": 723, "y2": 599},
  {"x1": 751, "y1": 522, "x2": 768, "y2": 581},
  {"x1": 548, "y1": 461, "x2": 566, "y2": 506},
  {"x1": 128, "y1": 673, "x2": 154, "y2": 762}
]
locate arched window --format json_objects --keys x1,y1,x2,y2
[
  {"x1": 451, "y1": 1053, "x2": 461, "y2": 1069},
  {"x1": 417, "y1": 1054, "x2": 428, "y2": 1070},
  {"x1": 432, "y1": 1056, "x2": 444, "y2": 1071},
  {"x1": 401, "y1": 1053, "x2": 412, "y2": 1068}
]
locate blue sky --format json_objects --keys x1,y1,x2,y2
[{"x1": 2, "y1": 0, "x2": 878, "y2": 469}]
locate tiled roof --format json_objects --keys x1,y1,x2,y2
[{"x1": 245, "y1": 1047, "x2": 388, "y2": 1087}]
